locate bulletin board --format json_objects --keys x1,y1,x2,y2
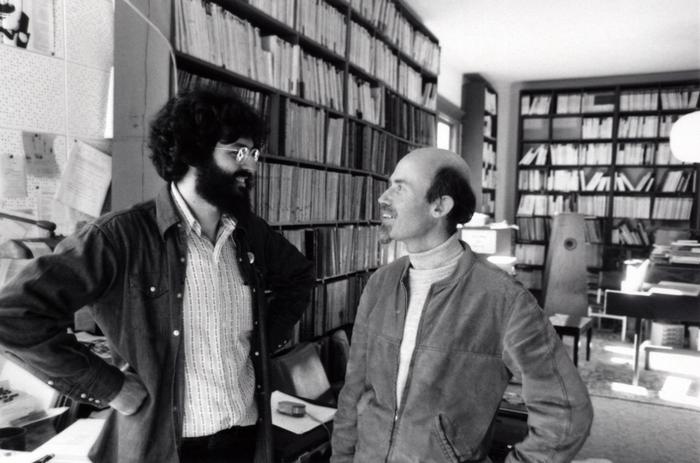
[{"x1": 0, "y1": 0, "x2": 114, "y2": 238}]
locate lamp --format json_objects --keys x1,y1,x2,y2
[
  {"x1": 669, "y1": 111, "x2": 700, "y2": 163},
  {"x1": 620, "y1": 258, "x2": 649, "y2": 293},
  {"x1": 669, "y1": 111, "x2": 700, "y2": 231}
]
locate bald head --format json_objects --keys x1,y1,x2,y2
[
  {"x1": 399, "y1": 148, "x2": 472, "y2": 186},
  {"x1": 398, "y1": 147, "x2": 476, "y2": 232}
]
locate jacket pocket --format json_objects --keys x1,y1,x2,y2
[
  {"x1": 127, "y1": 272, "x2": 170, "y2": 338},
  {"x1": 434, "y1": 414, "x2": 462, "y2": 463},
  {"x1": 129, "y1": 272, "x2": 168, "y2": 299},
  {"x1": 433, "y1": 414, "x2": 492, "y2": 463}
]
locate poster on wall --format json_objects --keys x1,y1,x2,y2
[{"x1": 0, "y1": 0, "x2": 54, "y2": 54}]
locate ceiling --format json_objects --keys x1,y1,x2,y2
[{"x1": 404, "y1": 0, "x2": 700, "y2": 94}]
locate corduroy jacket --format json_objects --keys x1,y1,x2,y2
[
  {"x1": 331, "y1": 243, "x2": 593, "y2": 463},
  {"x1": 0, "y1": 186, "x2": 314, "y2": 462}
]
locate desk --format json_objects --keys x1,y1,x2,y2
[{"x1": 604, "y1": 289, "x2": 700, "y2": 385}]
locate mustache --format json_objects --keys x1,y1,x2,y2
[
  {"x1": 380, "y1": 205, "x2": 396, "y2": 215},
  {"x1": 233, "y1": 169, "x2": 254, "y2": 180}
]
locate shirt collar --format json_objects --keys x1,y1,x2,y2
[{"x1": 169, "y1": 183, "x2": 237, "y2": 238}]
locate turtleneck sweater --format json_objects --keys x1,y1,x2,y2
[{"x1": 395, "y1": 232, "x2": 464, "y2": 408}]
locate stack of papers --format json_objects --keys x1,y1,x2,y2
[{"x1": 649, "y1": 281, "x2": 700, "y2": 297}]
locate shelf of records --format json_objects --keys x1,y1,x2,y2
[
  {"x1": 514, "y1": 241, "x2": 605, "y2": 283},
  {"x1": 481, "y1": 191, "x2": 495, "y2": 217},
  {"x1": 514, "y1": 243, "x2": 605, "y2": 269},
  {"x1": 482, "y1": 165, "x2": 497, "y2": 190},
  {"x1": 516, "y1": 214, "x2": 694, "y2": 255},
  {"x1": 254, "y1": 163, "x2": 387, "y2": 225},
  {"x1": 296, "y1": 238, "x2": 405, "y2": 340},
  {"x1": 482, "y1": 142, "x2": 497, "y2": 193},
  {"x1": 280, "y1": 225, "x2": 396, "y2": 280},
  {"x1": 177, "y1": 53, "x2": 435, "y2": 148},
  {"x1": 178, "y1": 70, "x2": 423, "y2": 175},
  {"x1": 517, "y1": 167, "x2": 696, "y2": 194},
  {"x1": 620, "y1": 87, "x2": 700, "y2": 111},
  {"x1": 345, "y1": 0, "x2": 440, "y2": 75},
  {"x1": 522, "y1": 117, "x2": 613, "y2": 141},
  {"x1": 484, "y1": 88, "x2": 498, "y2": 115},
  {"x1": 520, "y1": 87, "x2": 699, "y2": 115},
  {"x1": 516, "y1": 194, "x2": 694, "y2": 221},
  {"x1": 173, "y1": 0, "x2": 439, "y2": 112},
  {"x1": 242, "y1": 0, "x2": 441, "y2": 75},
  {"x1": 519, "y1": 142, "x2": 692, "y2": 167},
  {"x1": 299, "y1": 271, "x2": 368, "y2": 340},
  {"x1": 516, "y1": 216, "x2": 605, "y2": 244}
]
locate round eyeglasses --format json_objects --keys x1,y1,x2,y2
[{"x1": 215, "y1": 146, "x2": 262, "y2": 162}]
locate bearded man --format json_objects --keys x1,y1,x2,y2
[{"x1": 0, "y1": 90, "x2": 314, "y2": 463}]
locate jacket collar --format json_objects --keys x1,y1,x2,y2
[
  {"x1": 154, "y1": 185, "x2": 252, "y2": 238},
  {"x1": 155, "y1": 185, "x2": 181, "y2": 238},
  {"x1": 399, "y1": 240, "x2": 477, "y2": 291}
]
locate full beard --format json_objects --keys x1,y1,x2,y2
[{"x1": 195, "y1": 159, "x2": 254, "y2": 221}]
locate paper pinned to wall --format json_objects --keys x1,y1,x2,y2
[
  {"x1": 23, "y1": 132, "x2": 59, "y2": 178},
  {"x1": 27, "y1": 0, "x2": 55, "y2": 54},
  {"x1": 0, "y1": 151, "x2": 27, "y2": 199},
  {"x1": 56, "y1": 141, "x2": 111, "y2": 218}
]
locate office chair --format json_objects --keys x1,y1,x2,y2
[
  {"x1": 270, "y1": 342, "x2": 336, "y2": 463},
  {"x1": 587, "y1": 270, "x2": 627, "y2": 341},
  {"x1": 270, "y1": 342, "x2": 334, "y2": 405}
]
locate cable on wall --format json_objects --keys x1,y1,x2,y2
[{"x1": 119, "y1": 0, "x2": 178, "y2": 95}]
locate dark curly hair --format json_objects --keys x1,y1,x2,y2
[
  {"x1": 426, "y1": 166, "x2": 476, "y2": 233},
  {"x1": 148, "y1": 89, "x2": 267, "y2": 181}
]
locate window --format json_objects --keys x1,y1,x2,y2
[{"x1": 437, "y1": 114, "x2": 461, "y2": 152}]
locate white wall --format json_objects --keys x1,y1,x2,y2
[
  {"x1": 0, "y1": 0, "x2": 113, "y2": 235},
  {"x1": 437, "y1": 61, "x2": 462, "y2": 107}
]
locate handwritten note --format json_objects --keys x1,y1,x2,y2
[{"x1": 56, "y1": 141, "x2": 111, "y2": 218}]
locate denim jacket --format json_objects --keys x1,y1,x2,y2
[
  {"x1": 0, "y1": 186, "x2": 314, "y2": 462},
  {"x1": 332, "y1": 244, "x2": 593, "y2": 463}
]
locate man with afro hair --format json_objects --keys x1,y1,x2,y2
[{"x1": 0, "y1": 90, "x2": 314, "y2": 463}]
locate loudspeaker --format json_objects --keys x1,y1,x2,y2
[{"x1": 543, "y1": 213, "x2": 588, "y2": 317}]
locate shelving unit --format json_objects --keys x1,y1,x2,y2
[
  {"x1": 461, "y1": 74, "x2": 498, "y2": 218},
  {"x1": 173, "y1": 0, "x2": 439, "y2": 340},
  {"x1": 515, "y1": 81, "x2": 700, "y2": 295}
]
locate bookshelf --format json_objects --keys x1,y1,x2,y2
[
  {"x1": 461, "y1": 74, "x2": 498, "y2": 218},
  {"x1": 172, "y1": 0, "x2": 439, "y2": 340},
  {"x1": 515, "y1": 81, "x2": 700, "y2": 295}
]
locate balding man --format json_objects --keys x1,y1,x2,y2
[{"x1": 331, "y1": 148, "x2": 593, "y2": 463}]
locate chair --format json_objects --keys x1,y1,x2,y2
[
  {"x1": 317, "y1": 327, "x2": 350, "y2": 394},
  {"x1": 270, "y1": 342, "x2": 336, "y2": 463},
  {"x1": 587, "y1": 270, "x2": 627, "y2": 341},
  {"x1": 270, "y1": 342, "x2": 334, "y2": 405}
]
